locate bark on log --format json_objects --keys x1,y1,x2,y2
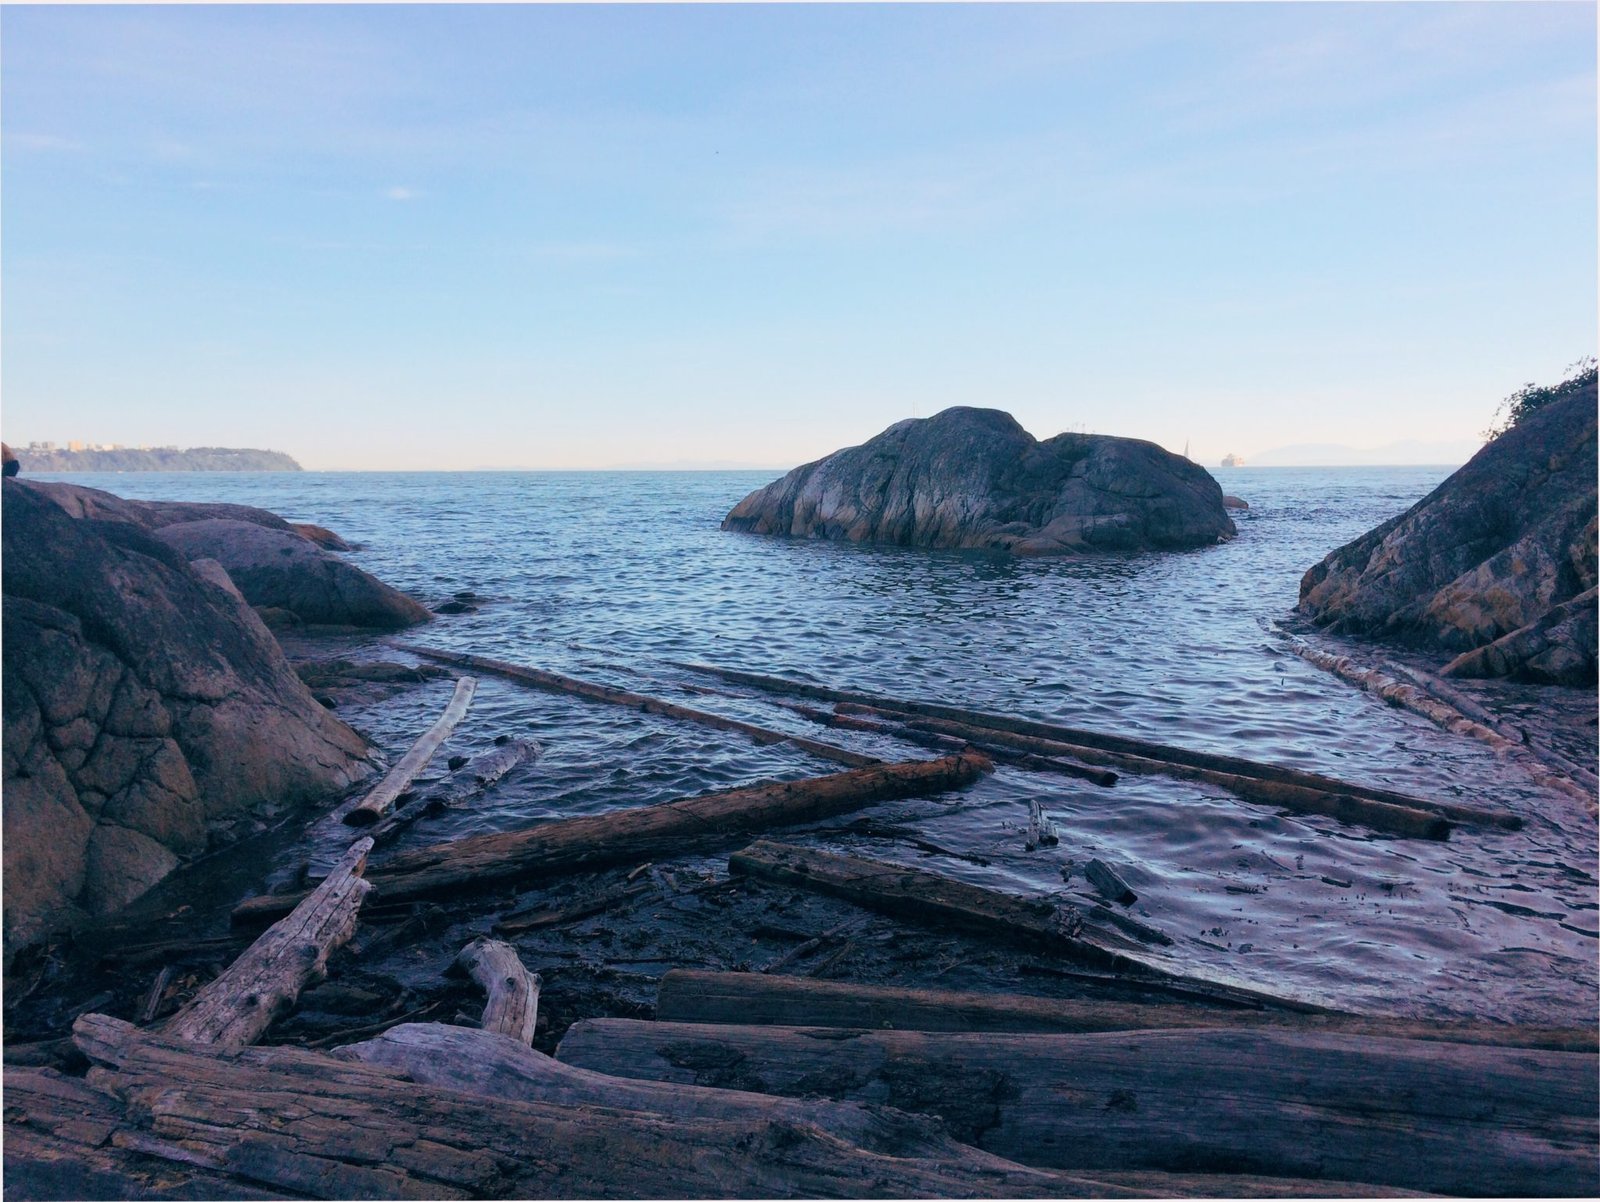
[
  {"x1": 728, "y1": 840, "x2": 1325, "y2": 1013},
  {"x1": 454, "y1": 938, "x2": 541, "y2": 1045},
  {"x1": 654, "y1": 970, "x2": 1599, "y2": 1051},
  {"x1": 403, "y1": 645, "x2": 879, "y2": 768},
  {"x1": 673, "y1": 660, "x2": 1521, "y2": 829},
  {"x1": 70, "y1": 1012, "x2": 1185, "y2": 1199},
  {"x1": 366, "y1": 737, "x2": 541, "y2": 847},
  {"x1": 555, "y1": 1018, "x2": 1600, "y2": 1197},
  {"x1": 343, "y1": 676, "x2": 477, "y2": 826},
  {"x1": 166, "y1": 839, "x2": 374, "y2": 1048},
  {"x1": 1282, "y1": 634, "x2": 1592, "y2": 807},
  {"x1": 233, "y1": 753, "x2": 992, "y2": 924},
  {"x1": 1084, "y1": 858, "x2": 1136, "y2": 905},
  {"x1": 848, "y1": 704, "x2": 1465, "y2": 840}
]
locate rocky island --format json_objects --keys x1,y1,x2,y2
[{"x1": 723, "y1": 407, "x2": 1235, "y2": 555}]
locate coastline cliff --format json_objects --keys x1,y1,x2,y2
[{"x1": 18, "y1": 446, "x2": 301, "y2": 472}]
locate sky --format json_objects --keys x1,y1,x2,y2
[{"x1": 2, "y1": 1, "x2": 1595, "y2": 470}]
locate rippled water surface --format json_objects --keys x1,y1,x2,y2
[{"x1": 43, "y1": 467, "x2": 1598, "y2": 1024}]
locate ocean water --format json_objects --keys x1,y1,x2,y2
[{"x1": 32, "y1": 467, "x2": 1598, "y2": 1023}]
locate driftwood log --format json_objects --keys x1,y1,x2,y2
[
  {"x1": 234, "y1": 753, "x2": 992, "y2": 923},
  {"x1": 63, "y1": 1012, "x2": 1217, "y2": 1200},
  {"x1": 654, "y1": 970, "x2": 1599, "y2": 1051},
  {"x1": 165, "y1": 839, "x2": 374, "y2": 1049},
  {"x1": 671, "y1": 660, "x2": 1521, "y2": 828},
  {"x1": 841, "y1": 703, "x2": 1483, "y2": 839},
  {"x1": 402, "y1": 645, "x2": 879, "y2": 768},
  {"x1": 342, "y1": 676, "x2": 478, "y2": 826},
  {"x1": 556, "y1": 1018, "x2": 1600, "y2": 1197},
  {"x1": 366, "y1": 737, "x2": 541, "y2": 847},
  {"x1": 728, "y1": 840, "x2": 1323, "y2": 1012},
  {"x1": 455, "y1": 938, "x2": 541, "y2": 1045}
]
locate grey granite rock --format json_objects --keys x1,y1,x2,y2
[{"x1": 723, "y1": 407, "x2": 1235, "y2": 554}]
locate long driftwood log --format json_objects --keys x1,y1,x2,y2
[
  {"x1": 365, "y1": 736, "x2": 542, "y2": 848},
  {"x1": 403, "y1": 645, "x2": 879, "y2": 768},
  {"x1": 851, "y1": 707, "x2": 1463, "y2": 839},
  {"x1": 234, "y1": 753, "x2": 992, "y2": 923},
  {"x1": 68, "y1": 1012, "x2": 1207, "y2": 1200},
  {"x1": 165, "y1": 839, "x2": 375, "y2": 1049},
  {"x1": 555, "y1": 1018, "x2": 1600, "y2": 1197},
  {"x1": 728, "y1": 840, "x2": 1324, "y2": 1013},
  {"x1": 342, "y1": 676, "x2": 478, "y2": 826},
  {"x1": 654, "y1": 970, "x2": 1599, "y2": 1052},
  {"x1": 455, "y1": 938, "x2": 541, "y2": 1045},
  {"x1": 671, "y1": 660, "x2": 1522, "y2": 828}
]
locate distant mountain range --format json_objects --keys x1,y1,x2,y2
[
  {"x1": 1236, "y1": 438, "x2": 1484, "y2": 467},
  {"x1": 20, "y1": 446, "x2": 301, "y2": 472}
]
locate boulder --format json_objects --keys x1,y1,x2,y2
[
  {"x1": 1297, "y1": 385, "x2": 1597, "y2": 681},
  {"x1": 154, "y1": 520, "x2": 432, "y2": 630},
  {"x1": 1223, "y1": 495, "x2": 1249, "y2": 510},
  {"x1": 2, "y1": 481, "x2": 373, "y2": 958},
  {"x1": 2, "y1": 442, "x2": 18, "y2": 478},
  {"x1": 723, "y1": 407, "x2": 1235, "y2": 555},
  {"x1": 290, "y1": 522, "x2": 352, "y2": 551}
]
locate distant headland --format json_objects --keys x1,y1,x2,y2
[{"x1": 15, "y1": 443, "x2": 301, "y2": 472}]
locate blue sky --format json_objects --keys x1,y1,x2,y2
[{"x1": 2, "y1": 2, "x2": 1594, "y2": 469}]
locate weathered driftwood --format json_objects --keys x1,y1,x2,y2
[
  {"x1": 366, "y1": 737, "x2": 541, "y2": 847},
  {"x1": 454, "y1": 938, "x2": 541, "y2": 1045},
  {"x1": 234, "y1": 753, "x2": 992, "y2": 923},
  {"x1": 403, "y1": 645, "x2": 879, "y2": 768},
  {"x1": 1085, "y1": 858, "x2": 1136, "y2": 905},
  {"x1": 653, "y1": 970, "x2": 1599, "y2": 1051},
  {"x1": 847, "y1": 705, "x2": 1462, "y2": 840},
  {"x1": 728, "y1": 840, "x2": 1323, "y2": 1013},
  {"x1": 70, "y1": 1012, "x2": 1186, "y2": 1199},
  {"x1": 1283, "y1": 633, "x2": 1592, "y2": 807},
  {"x1": 674, "y1": 660, "x2": 1521, "y2": 828},
  {"x1": 494, "y1": 879, "x2": 650, "y2": 934},
  {"x1": 555, "y1": 1018, "x2": 1600, "y2": 1197},
  {"x1": 340, "y1": 676, "x2": 477, "y2": 827},
  {"x1": 787, "y1": 700, "x2": 1120, "y2": 786},
  {"x1": 166, "y1": 839, "x2": 374, "y2": 1049}
]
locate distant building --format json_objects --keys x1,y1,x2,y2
[{"x1": 67, "y1": 440, "x2": 85, "y2": 452}]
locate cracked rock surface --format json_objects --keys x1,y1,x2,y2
[
  {"x1": 723, "y1": 407, "x2": 1236, "y2": 555},
  {"x1": 2, "y1": 480, "x2": 375, "y2": 959},
  {"x1": 1297, "y1": 385, "x2": 1597, "y2": 684}
]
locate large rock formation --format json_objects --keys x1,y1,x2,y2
[
  {"x1": 723, "y1": 407, "x2": 1235, "y2": 554},
  {"x1": 2, "y1": 481, "x2": 375, "y2": 958},
  {"x1": 1297, "y1": 386, "x2": 1597, "y2": 685},
  {"x1": 155, "y1": 520, "x2": 432, "y2": 630}
]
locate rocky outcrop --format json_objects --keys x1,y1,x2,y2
[
  {"x1": 1297, "y1": 386, "x2": 1597, "y2": 684},
  {"x1": 2, "y1": 481, "x2": 375, "y2": 958},
  {"x1": 24, "y1": 479, "x2": 297, "y2": 534},
  {"x1": 155, "y1": 520, "x2": 432, "y2": 630},
  {"x1": 1441, "y1": 587, "x2": 1598, "y2": 685},
  {"x1": 723, "y1": 407, "x2": 1235, "y2": 555}
]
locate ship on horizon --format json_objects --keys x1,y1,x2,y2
[{"x1": 1220, "y1": 452, "x2": 1244, "y2": 468}]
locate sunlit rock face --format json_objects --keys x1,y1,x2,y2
[
  {"x1": 723, "y1": 407, "x2": 1236, "y2": 556},
  {"x1": 1298, "y1": 384, "x2": 1598, "y2": 685},
  {"x1": 1, "y1": 480, "x2": 373, "y2": 959}
]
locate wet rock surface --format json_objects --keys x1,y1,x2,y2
[
  {"x1": 156, "y1": 518, "x2": 434, "y2": 630},
  {"x1": 1297, "y1": 385, "x2": 1598, "y2": 682},
  {"x1": 1, "y1": 480, "x2": 374, "y2": 960},
  {"x1": 724, "y1": 407, "x2": 1236, "y2": 555}
]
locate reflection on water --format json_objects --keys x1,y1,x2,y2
[{"x1": 40, "y1": 466, "x2": 1597, "y2": 1024}]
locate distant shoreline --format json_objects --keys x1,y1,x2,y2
[{"x1": 19, "y1": 447, "x2": 300, "y2": 472}]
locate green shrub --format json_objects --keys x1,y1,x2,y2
[{"x1": 1485, "y1": 357, "x2": 1597, "y2": 440}]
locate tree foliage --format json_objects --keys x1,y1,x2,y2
[{"x1": 1485, "y1": 357, "x2": 1597, "y2": 440}]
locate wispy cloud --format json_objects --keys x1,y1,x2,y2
[
  {"x1": 385, "y1": 184, "x2": 418, "y2": 201},
  {"x1": 7, "y1": 132, "x2": 86, "y2": 153}
]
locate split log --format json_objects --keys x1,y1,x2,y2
[
  {"x1": 342, "y1": 676, "x2": 477, "y2": 826},
  {"x1": 71, "y1": 1012, "x2": 1185, "y2": 1199},
  {"x1": 849, "y1": 704, "x2": 1461, "y2": 840},
  {"x1": 365, "y1": 736, "x2": 541, "y2": 847},
  {"x1": 234, "y1": 753, "x2": 992, "y2": 923},
  {"x1": 402, "y1": 644, "x2": 879, "y2": 768},
  {"x1": 729, "y1": 839, "x2": 1324, "y2": 1013},
  {"x1": 454, "y1": 938, "x2": 541, "y2": 1045},
  {"x1": 673, "y1": 660, "x2": 1521, "y2": 829},
  {"x1": 1084, "y1": 858, "x2": 1136, "y2": 905},
  {"x1": 1283, "y1": 633, "x2": 1592, "y2": 807},
  {"x1": 555, "y1": 1018, "x2": 1600, "y2": 1197},
  {"x1": 653, "y1": 970, "x2": 1599, "y2": 1051},
  {"x1": 166, "y1": 839, "x2": 374, "y2": 1048}
]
